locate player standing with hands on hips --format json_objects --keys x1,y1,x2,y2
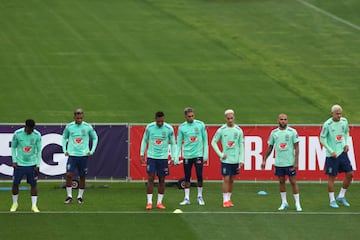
[
  {"x1": 262, "y1": 113, "x2": 302, "y2": 211},
  {"x1": 62, "y1": 109, "x2": 98, "y2": 204},
  {"x1": 140, "y1": 111, "x2": 176, "y2": 210},
  {"x1": 320, "y1": 104, "x2": 353, "y2": 208},
  {"x1": 10, "y1": 119, "x2": 42, "y2": 213},
  {"x1": 211, "y1": 109, "x2": 244, "y2": 208},
  {"x1": 177, "y1": 107, "x2": 208, "y2": 206}
]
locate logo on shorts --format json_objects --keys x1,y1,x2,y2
[
  {"x1": 227, "y1": 141, "x2": 235, "y2": 148},
  {"x1": 189, "y1": 136, "x2": 197, "y2": 142},
  {"x1": 336, "y1": 135, "x2": 343, "y2": 141},
  {"x1": 154, "y1": 139, "x2": 163, "y2": 145},
  {"x1": 23, "y1": 146, "x2": 32, "y2": 152},
  {"x1": 74, "y1": 138, "x2": 83, "y2": 144},
  {"x1": 279, "y1": 143, "x2": 287, "y2": 150}
]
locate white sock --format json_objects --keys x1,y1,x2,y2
[
  {"x1": 228, "y1": 192, "x2": 232, "y2": 201},
  {"x1": 77, "y1": 189, "x2": 84, "y2": 198},
  {"x1": 12, "y1": 194, "x2": 18, "y2": 204},
  {"x1": 223, "y1": 193, "x2": 228, "y2": 203},
  {"x1": 147, "y1": 194, "x2": 153, "y2": 204},
  {"x1": 338, "y1": 188, "x2": 347, "y2": 198},
  {"x1": 197, "y1": 187, "x2": 203, "y2": 197},
  {"x1": 157, "y1": 194, "x2": 164, "y2": 204},
  {"x1": 184, "y1": 188, "x2": 190, "y2": 200},
  {"x1": 31, "y1": 196, "x2": 38, "y2": 207},
  {"x1": 280, "y1": 192, "x2": 287, "y2": 204},
  {"x1": 329, "y1": 192, "x2": 335, "y2": 202},
  {"x1": 66, "y1": 187, "x2": 72, "y2": 198},
  {"x1": 293, "y1": 193, "x2": 300, "y2": 206}
]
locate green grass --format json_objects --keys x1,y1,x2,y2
[
  {"x1": 0, "y1": 0, "x2": 359, "y2": 124},
  {"x1": 0, "y1": 182, "x2": 359, "y2": 240}
]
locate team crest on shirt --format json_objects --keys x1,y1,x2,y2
[
  {"x1": 23, "y1": 146, "x2": 32, "y2": 152},
  {"x1": 336, "y1": 135, "x2": 343, "y2": 142},
  {"x1": 227, "y1": 141, "x2": 235, "y2": 148},
  {"x1": 285, "y1": 135, "x2": 289, "y2": 141},
  {"x1": 189, "y1": 136, "x2": 197, "y2": 142},
  {"x1": 155, "y1": 139, "x2": 163, "y2": 145},
  {"x1": 279, "y1": 143, "x2": 288, "y2": 150},
  {"x1": 74, "y1": 138, "x2": 83, "y2": 144},
  {"x1": 194, "y1": 127, "x2": 199, "y2": 134}
]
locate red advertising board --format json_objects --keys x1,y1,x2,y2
[{"x1": 129, "y1": 125, "x2": 359, "y2": 181}]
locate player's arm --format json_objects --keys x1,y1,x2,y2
[
  {"x1": 140, "y1": 127, "x2": 149, "y2": 164},
  {"x1": 62, "y1": 127, "x2": 69, "y2": 156},
  {"x1": 202, "y1": 124, "x2": 209, "y2": 162},
  {"x1": 11, "y1": 133, "x2": 18, "y2": 168},
  {"x1": 261, "y1": 144, "x2": 273, "y2": 170},
  {"x1": 320, "y1": 125, "x2": 336, "y2": 157},
  {"x1": 293, "y1": 142, "x2": 299, "y2": 169},
  {"x1": 169, "y1": 127, "x2": 177, "y2": 163},
  {"x1": 89, "y1": 127, "x2": 99, "y2": 155},
  {"x1": 35, "y1": 134, "x2": 42, "y2": 168},
  {"x1": 175, "y1": 127, "x2": 183, "y2": 165},
  {"x1": 344, "y1": 121, "x2": 350, "y2": 152},
  {"x1": 211, "y1": 129, "x2": 224, "y2": 159}
]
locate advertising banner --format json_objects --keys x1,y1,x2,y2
[
  {"x1": 129, "y1": 125, "x2": 359, "y2": 181},
  {"x1": 0, "y1": 125, "x2": 128, "y2": 179}
]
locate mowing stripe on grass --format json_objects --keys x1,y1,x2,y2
[
  {"x1": 1, "y1": 211, "x2": 359, "y2": 215},
  {"x1": 296, "y1": 0, "x2": 360, "y2": 31}
]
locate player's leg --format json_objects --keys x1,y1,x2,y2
[
  {"x1": 222, "y1": 175, "x2": 231, "y2": 207},
  {"x1": 28, "y1": 166, "x2": 39, "y2": 212},
  {"x1": 156, "y1": 159, "x2": 169, "y2": 209},
  {"x1": 275, "y1": 167, "x2": 288, "y2": 210},
  {"x1": 180, "y1": 158, "x2": 192, "y2": 205},
  {"x1": 288, "y1": 167, "x2": 301, "y2": 211},
  {"x1": 325, "y1": 157, "x2": 339, "y2": 208},
  {"x1": 336, "y1": 153, "x2": 353, "y2": 207},
  {"x1": 227, "y1": 175, "x2": 234, "y2": 207},
  {"x1": 64, "y1": 156, "x2": 75, "y2": 204},
  {"x1": 10, "y1": 166, "x2": 23, "y2": 212},
  {"x1": 145, "y1": 158, "x2": 156, "y2": 210},
  {"x1": 77, "y1": 156, "x2": 88, "y2": 204},
  {"x1": 195, "y1": 158, "x2": 205, "y2": 205}
]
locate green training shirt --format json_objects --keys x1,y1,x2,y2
[
  {"x1": 267, "y1": 126, "x2": 299, "y2": 167},
  {"x1": 11, "y1": 128, "x2": 42, "y2": 167},
  {"x1": 320, "y1": 117, "x2": 349, "y2": 157},
  {"x1": 176, "y1": 120, "x2": 208, "y2": 163},
  {"x1": 62, "y1": 121, "x2": 99, "y2": 156},
  {"x1": 140, "y1": 122, "x2": 176, "y2": 160},
  {"x1": 211, "y1": 124, "x2": 244, "y2": 164}
]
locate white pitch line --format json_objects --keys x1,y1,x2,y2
[
  {"x1": 296, "y1": 0, "x2": 360, "y2": 31},
  {"x1": 1, "y1": 211, "x2": 360, "y2": 215}
]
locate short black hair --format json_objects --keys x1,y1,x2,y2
[
  {"x1": 155, "y1": 111, "x2": 165, "y2": 118},
  {"x1": 25, "y1": 119, "x2": 35, "y2": 128}
]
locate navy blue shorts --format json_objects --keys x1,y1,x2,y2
[
  {"x1": 325, "y1": 152, "x2": 353, "y2": 176},
  {"x1": 146, "y1": 158, "x2": 169, "y2": 177},
  {"x1": 275, "y1": 166, "x2": 296, "y2": 177},
  {"x1": 66, "y1": 156, "x2": 89, "y2": 177},
  {"x1": 221, "y1": 162, "x2": 240, "y2": 176},
  {"x1": 13, "y1": 165, "x2": 38, "y2": 186},
  {"x1": 183, "y1": 157, "x2": 203, "y2": 182}
]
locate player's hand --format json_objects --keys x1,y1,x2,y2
[
  {"x1": 203, "y1": 158, "x2": 208, "y2": 163},
  {"x1": 169, "y1": 160, "x2": 175, "y2": 166},
  {"x1": 330, "y1": 152, "x2": 337, "y2": 158},
  {"x1": 140, "y1": 156, "x2": 145, "y2": 164},
  {"x1": 221, "y1": 153, "x2": 227, "y2": 160},
  {"x1": 12, "y1": 163, "x2": 18, "y2": 169},
  {"x1": 344, "y1": 145, "x2": 349, "y2": 153},
  {"x1": 261, "y1": 161, "x2": 266, "y2": 170},
  {"x1": 34, "y1": 167, "x2": 40, "y2": 174},
  {"x1": 239, "y1": 162, "x2": 244, "y2": 169}
]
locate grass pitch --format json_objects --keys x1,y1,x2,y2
[
  {"x1": 0, "y1": 181, "x2": 359, "y2": 240},
  {"x1": 0, "y1": 0, "x2": 359, "y2": 124}
]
